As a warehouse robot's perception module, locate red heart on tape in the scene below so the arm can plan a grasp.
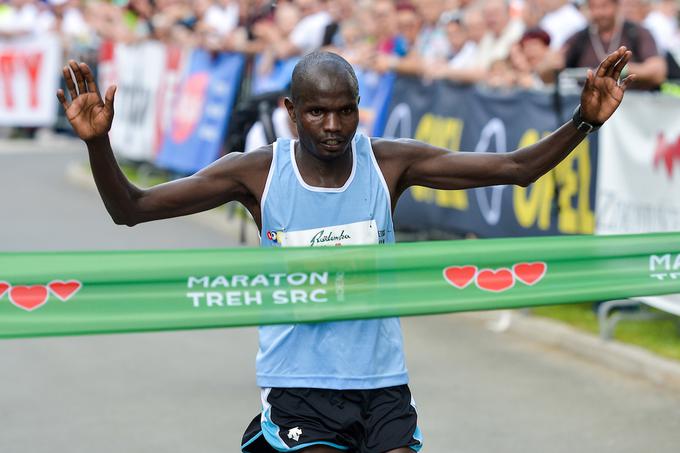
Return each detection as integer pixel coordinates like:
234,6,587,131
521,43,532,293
48,280,82,302
9,285,49,311
476,268,514,292
443,266,478,289
0,281,9,298
513,262,547,286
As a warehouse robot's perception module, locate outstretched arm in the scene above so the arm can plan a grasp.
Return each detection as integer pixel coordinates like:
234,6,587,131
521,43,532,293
57,61,264,227
378,47,635,196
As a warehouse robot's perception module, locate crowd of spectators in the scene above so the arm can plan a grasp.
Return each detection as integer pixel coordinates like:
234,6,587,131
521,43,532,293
1,0,679,91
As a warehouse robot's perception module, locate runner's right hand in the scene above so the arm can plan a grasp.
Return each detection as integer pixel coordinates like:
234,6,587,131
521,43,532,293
56,60,116,141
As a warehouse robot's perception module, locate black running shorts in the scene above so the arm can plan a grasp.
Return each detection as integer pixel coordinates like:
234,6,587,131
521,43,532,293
241,385,423,453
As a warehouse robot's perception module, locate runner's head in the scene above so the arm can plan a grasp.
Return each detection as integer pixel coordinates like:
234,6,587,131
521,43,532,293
285,51,360,161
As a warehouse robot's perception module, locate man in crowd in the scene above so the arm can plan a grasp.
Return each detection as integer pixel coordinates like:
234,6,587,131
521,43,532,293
562,0,666,89
58,45,635,452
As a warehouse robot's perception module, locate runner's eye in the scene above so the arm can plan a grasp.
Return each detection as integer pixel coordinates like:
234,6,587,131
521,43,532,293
310,109,323,116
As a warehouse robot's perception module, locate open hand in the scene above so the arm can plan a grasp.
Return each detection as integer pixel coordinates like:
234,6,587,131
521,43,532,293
580,46,635,125
56,60,116,141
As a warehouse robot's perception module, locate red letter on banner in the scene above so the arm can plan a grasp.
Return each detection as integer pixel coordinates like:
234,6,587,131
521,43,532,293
23,52,43,109
0,51,15,108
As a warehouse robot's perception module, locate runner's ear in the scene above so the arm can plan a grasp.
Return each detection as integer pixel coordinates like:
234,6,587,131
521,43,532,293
284,98,296,123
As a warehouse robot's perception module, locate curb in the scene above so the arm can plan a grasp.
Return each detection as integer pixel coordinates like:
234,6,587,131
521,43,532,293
65,161,260,246
460,311,680,392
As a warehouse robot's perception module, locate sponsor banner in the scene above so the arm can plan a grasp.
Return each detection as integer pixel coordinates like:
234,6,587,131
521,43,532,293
596,92,680,314
100,41,166,161
382,78,597,237
596,92,680,234
1,232,678,338
156,50,245,174
0,34,61,126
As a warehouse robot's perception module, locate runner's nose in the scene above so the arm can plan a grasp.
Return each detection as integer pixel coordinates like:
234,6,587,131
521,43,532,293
323,112,341,133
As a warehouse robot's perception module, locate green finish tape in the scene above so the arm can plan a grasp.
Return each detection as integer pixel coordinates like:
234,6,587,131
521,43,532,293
1,233,679,339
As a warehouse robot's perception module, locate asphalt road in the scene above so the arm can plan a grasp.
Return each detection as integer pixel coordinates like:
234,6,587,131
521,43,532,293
1,145,679,453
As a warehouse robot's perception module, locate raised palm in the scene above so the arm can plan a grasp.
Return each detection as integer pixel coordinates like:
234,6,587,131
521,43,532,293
580,47,635,125
56,61,116,141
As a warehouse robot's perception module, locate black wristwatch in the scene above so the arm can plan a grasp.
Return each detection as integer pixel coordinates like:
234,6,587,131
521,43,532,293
572,105,602,134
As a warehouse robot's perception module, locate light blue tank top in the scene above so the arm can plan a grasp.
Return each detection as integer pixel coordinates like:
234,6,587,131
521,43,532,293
256,133,408,389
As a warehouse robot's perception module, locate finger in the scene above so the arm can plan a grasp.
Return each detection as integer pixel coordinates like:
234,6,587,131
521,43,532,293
56,89,69,111
619,74,637,91
69,60,86,96
596,46,626,78
611,50,632,80
79,62,100,96
583,68,594,92
104,85,117,112
62,65,78,100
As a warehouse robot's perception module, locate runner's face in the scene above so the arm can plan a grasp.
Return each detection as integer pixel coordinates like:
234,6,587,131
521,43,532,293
287,73,359,161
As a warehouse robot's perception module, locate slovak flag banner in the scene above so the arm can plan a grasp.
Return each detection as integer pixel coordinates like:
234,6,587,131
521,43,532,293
156,50,245,175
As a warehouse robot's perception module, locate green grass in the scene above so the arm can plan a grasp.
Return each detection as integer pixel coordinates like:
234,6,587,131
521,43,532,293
533,303,680,361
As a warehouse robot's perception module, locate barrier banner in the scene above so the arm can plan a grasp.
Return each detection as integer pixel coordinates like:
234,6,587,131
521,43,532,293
156,51,245,174
99,41,166,161
596,92,680,315
0,34,60,126
383,78,597,237
1,233,679,339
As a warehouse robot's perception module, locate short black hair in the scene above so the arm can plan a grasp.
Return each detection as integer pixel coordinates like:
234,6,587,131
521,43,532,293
290,51,359,103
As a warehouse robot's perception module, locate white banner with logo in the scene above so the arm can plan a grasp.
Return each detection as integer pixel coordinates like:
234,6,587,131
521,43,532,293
597,92,680,313
100,41,167,162
0,34,61,126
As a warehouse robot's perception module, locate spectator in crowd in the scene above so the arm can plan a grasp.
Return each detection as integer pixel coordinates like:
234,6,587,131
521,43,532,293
321,0,355,46
376,0,449,75
561,0,667,89
621,0,650,22
270,0,332,58
476,0,526,69
643,0,679,53
424,7,488,83
538,0,587,49
0,0,53,37
413,0,450,61
510,26,556,88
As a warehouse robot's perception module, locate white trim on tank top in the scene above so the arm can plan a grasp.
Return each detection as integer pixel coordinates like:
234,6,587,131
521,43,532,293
366,137,392,210
259,140,278,229
289,138,357,193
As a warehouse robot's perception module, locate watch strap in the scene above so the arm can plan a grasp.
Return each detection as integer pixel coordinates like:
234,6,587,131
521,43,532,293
572,105,602,134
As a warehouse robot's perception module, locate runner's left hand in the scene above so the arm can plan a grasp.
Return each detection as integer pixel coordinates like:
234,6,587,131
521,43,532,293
580,46,635,125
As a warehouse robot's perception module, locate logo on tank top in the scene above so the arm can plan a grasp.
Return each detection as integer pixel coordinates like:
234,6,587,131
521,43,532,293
266,230,282,244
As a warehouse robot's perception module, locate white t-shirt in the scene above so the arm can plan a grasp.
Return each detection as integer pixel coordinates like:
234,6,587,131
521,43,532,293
448,41,480,69
644,10,679,53
289,11,332,55
245,106,295,152
476,19,525,68
204,2,239,36
540,3,587,50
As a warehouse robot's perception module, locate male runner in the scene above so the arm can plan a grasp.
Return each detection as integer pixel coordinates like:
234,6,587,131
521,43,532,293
58,48,634,453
